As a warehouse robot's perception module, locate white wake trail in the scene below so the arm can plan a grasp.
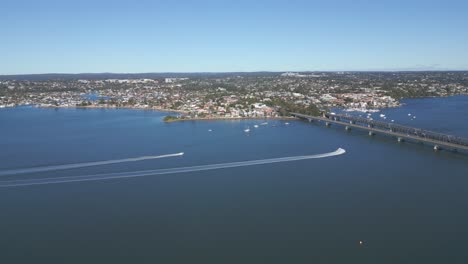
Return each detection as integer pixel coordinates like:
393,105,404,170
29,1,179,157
0,148,345,187
0,152,184,177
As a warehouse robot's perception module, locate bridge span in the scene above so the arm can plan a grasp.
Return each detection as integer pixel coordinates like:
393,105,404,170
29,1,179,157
291,112,468,152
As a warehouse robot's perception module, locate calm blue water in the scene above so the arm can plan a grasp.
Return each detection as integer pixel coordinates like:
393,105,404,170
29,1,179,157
0,96,467,263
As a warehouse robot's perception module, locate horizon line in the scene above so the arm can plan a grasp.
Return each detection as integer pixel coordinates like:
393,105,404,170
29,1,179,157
2,69,468,76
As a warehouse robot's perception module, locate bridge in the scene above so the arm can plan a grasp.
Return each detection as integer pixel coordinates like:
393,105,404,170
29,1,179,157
291,112,468,152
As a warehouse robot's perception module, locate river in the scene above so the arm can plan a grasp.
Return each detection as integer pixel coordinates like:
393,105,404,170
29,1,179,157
0,96,467,263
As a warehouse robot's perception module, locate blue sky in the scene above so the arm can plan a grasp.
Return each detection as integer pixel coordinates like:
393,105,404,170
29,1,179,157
1,0,468,74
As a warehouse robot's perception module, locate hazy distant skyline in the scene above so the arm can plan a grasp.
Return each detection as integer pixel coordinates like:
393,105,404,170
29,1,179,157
2,0,468,74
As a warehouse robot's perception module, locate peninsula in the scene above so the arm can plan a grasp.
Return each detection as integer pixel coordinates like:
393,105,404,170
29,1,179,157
1,72,467,120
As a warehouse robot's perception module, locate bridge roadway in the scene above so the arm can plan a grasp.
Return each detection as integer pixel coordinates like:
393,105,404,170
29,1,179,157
291,112,468,152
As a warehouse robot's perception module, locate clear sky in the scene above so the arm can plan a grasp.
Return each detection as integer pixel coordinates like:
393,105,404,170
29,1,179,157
1,0,468,74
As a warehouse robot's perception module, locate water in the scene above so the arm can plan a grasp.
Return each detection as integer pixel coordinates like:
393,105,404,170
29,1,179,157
0,96,467,263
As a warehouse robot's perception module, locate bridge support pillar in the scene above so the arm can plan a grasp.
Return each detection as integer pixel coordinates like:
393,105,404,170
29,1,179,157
308,118,312,122
397,137,404,143
368,131,375,136
345,126,351,131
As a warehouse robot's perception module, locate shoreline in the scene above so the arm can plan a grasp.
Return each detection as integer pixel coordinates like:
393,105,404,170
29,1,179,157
164,116,297,123
2,94,467,123
2,104,297,122
36,104,189,114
